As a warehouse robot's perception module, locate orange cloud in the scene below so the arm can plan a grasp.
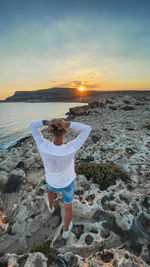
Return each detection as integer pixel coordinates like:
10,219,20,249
58,80,103,90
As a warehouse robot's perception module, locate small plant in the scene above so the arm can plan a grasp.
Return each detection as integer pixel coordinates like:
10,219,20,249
135,102,143,106
122,106,135,111
123,100,130,104
75,163,130,190
109,106,117,110
126,128,135,131
30,241,57,258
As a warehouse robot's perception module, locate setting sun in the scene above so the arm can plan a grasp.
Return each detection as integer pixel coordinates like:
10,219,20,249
77,87,85,92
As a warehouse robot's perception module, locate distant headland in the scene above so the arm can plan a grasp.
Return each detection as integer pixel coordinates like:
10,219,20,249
0,87,150,103
0,87,99,103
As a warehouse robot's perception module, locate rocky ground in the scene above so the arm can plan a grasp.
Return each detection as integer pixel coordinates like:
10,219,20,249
0,91,150,267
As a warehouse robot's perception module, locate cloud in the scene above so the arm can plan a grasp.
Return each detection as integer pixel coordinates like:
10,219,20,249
57,79,103,90
50,80,57,83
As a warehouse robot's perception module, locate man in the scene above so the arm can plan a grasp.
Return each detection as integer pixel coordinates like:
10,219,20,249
30,118,91,238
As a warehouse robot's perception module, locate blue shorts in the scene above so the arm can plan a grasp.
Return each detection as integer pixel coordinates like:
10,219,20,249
46,180,74,204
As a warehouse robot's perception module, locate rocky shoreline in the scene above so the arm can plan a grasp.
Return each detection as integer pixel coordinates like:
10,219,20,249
0,91,150,266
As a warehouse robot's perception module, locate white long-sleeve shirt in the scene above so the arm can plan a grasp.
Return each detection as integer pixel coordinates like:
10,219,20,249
30,120,91,188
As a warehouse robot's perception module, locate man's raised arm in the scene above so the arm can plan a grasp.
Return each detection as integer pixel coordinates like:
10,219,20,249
68,121,91,152
30,120,47,147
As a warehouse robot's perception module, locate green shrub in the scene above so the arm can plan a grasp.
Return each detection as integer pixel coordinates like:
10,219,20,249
126,127,135,131
109,105,117,110
122,106,135,111
123,100,130,104
135,102,143,106
75,163,130,190
30,241,56,258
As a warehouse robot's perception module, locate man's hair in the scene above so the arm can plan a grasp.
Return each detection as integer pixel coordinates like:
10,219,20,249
51,123,65,137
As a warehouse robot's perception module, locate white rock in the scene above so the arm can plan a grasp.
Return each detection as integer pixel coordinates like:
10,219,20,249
115,214,134,230
11,168,26,178
0,170,8,186
24,252,47,267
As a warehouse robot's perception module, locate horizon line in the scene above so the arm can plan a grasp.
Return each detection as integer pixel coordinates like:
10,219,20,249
0,87,150,101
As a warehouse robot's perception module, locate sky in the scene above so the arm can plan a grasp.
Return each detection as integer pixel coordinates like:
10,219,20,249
0,0,150,99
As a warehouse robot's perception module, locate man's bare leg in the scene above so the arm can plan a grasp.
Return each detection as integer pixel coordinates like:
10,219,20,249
64,203,72,231
47,189,55,209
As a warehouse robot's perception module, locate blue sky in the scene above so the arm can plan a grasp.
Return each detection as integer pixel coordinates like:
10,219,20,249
0,0,150,99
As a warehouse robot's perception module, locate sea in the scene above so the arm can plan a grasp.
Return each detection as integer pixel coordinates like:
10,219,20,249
0,102,86,153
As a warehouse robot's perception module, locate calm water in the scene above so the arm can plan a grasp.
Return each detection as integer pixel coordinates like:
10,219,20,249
0,102,86,152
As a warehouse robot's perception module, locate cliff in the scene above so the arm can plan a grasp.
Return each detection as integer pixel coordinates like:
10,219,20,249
1,88,150,103
1,87,104,103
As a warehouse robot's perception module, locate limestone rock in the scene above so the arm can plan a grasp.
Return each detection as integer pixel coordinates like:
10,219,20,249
0,170,8,186
59,248,150,267
11,168,26,178
0,156,19,172
0,91,150,266
0,177,61,255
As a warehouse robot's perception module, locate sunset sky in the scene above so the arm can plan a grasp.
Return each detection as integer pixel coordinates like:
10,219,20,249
0,0,150,99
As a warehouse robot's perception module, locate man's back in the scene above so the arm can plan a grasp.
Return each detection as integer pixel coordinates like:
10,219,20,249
38,142,76,188
30,120,91,188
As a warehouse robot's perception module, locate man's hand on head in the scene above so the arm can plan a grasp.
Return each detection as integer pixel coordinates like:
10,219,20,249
51,119,70,130
44,118,70,131
45,120,53,127
54,120,70,130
